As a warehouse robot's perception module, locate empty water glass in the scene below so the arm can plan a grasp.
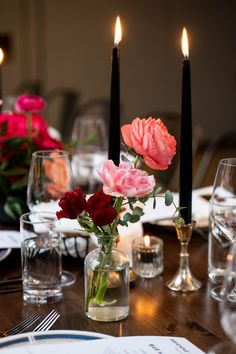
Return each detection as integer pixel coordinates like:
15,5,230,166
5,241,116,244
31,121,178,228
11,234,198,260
20,212,63,304
27,149,77,287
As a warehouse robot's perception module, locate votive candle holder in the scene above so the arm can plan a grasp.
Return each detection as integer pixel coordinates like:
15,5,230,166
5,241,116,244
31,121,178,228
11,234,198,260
132,235,163,278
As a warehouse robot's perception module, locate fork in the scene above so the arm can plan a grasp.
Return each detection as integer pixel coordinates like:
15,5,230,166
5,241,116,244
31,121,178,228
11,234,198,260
33,309,60,332
1,313,41,337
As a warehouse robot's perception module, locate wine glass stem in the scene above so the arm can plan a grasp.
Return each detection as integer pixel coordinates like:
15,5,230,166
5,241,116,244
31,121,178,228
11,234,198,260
88,167,95,194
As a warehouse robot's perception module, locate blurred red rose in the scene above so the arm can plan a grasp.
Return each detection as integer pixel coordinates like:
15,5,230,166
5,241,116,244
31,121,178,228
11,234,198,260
85,190,117,226
0,112,62,153
15,94,46,113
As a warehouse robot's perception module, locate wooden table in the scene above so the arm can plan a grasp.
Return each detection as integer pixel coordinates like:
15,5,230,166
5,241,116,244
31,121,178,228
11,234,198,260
0,224,227,353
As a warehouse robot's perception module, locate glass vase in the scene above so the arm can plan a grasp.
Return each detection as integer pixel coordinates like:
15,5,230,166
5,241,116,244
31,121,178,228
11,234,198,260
84,235,130,322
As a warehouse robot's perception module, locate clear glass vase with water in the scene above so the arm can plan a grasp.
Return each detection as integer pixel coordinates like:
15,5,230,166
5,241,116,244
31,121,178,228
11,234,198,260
84,235,130,322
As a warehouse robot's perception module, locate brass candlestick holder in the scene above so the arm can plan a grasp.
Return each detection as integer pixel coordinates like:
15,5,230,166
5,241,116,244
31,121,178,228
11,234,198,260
166,221,202,292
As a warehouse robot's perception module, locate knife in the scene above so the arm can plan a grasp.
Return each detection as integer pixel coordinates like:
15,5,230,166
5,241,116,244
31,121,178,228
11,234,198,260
0,277,22,286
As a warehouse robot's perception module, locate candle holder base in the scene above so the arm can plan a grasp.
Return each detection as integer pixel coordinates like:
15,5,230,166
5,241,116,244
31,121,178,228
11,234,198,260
166,221,202,292
166,267,202,292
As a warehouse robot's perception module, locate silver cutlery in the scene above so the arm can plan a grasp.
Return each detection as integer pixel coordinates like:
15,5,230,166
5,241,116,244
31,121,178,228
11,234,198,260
0,277,22,286
1,313,41,337
33,309,60,332
0,277,22,294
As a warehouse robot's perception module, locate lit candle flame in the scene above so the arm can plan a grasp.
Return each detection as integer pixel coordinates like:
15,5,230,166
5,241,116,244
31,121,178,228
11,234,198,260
0,49,4,65
144,235,150,247
182,28,189,58
114,16,122,46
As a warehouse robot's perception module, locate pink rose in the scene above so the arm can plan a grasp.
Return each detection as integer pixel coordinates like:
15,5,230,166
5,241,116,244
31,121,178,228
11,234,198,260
98,160,155,197
15,94,46,113
121,117,176,170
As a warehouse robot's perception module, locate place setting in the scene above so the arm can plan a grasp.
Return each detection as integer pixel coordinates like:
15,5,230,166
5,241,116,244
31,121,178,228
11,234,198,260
0,6,235,354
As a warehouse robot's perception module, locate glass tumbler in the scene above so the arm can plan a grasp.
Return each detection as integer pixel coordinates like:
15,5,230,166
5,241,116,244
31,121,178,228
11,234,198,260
20,212,63,304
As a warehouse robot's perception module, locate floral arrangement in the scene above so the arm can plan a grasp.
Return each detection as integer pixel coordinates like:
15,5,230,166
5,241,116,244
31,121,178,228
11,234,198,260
0,94,62,221
57,117,177,311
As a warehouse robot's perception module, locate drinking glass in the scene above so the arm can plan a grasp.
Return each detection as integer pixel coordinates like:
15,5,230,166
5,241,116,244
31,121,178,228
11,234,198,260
20,212,62,304
208,242,236,353
71,116,107,194
209,158,236,300
27,149,76,287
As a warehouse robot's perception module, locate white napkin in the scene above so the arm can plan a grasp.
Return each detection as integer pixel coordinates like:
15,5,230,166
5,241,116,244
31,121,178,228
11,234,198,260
141,186,213,227
0,230,21,248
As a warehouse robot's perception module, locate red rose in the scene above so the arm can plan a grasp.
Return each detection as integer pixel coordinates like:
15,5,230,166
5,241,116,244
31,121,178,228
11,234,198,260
85,190,117,226
56,188,86,219
15,94,46,113
0,113,62,150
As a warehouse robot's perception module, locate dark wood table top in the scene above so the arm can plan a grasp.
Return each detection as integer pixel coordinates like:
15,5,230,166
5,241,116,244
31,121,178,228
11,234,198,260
0,223,227,353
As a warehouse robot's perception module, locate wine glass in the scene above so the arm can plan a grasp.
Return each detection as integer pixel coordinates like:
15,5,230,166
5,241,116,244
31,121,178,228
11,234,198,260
208,242,236,353
71,115,107,194
27,149,76,287
210,158,236,301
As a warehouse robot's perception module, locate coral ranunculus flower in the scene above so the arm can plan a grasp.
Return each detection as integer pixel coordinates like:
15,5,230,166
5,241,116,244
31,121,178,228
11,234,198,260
121,117,176,170
15,94,46,113
98,160,155,197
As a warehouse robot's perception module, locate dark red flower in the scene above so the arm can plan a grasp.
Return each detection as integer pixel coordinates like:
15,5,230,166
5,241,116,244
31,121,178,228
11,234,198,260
85,190,117,226
56,188,86,219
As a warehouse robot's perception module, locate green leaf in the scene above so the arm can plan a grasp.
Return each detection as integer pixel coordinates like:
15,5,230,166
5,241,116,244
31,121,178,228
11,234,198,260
121,154,129,162
0,160,9,171
4,202,17,220
128,201,134,211
153,186,162,195
118,219,128,227
7,196,23,203
175,217,185,228
123,213,131,222
165,191,174,206
153,197,156,209
127,197,136,203
132,206,144,216
5,137,25,149
129,214,140,223
139,196,149,204
11,176,28,190
10,201,23,216
1,167,27,176
0,174,9,190
0,120,7,135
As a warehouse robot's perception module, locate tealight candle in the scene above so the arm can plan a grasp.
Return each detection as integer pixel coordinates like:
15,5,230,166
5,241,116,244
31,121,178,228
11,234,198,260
132,235,163,278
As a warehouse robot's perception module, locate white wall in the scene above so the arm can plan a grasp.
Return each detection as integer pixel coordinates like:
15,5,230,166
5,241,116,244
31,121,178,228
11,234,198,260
0,0,236,140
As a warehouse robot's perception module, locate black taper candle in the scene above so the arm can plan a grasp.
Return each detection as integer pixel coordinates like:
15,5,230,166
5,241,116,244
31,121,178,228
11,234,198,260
108,45,120,165
108,16,121,166
0,64,2,113
179,29,192,224
0,48,4,113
